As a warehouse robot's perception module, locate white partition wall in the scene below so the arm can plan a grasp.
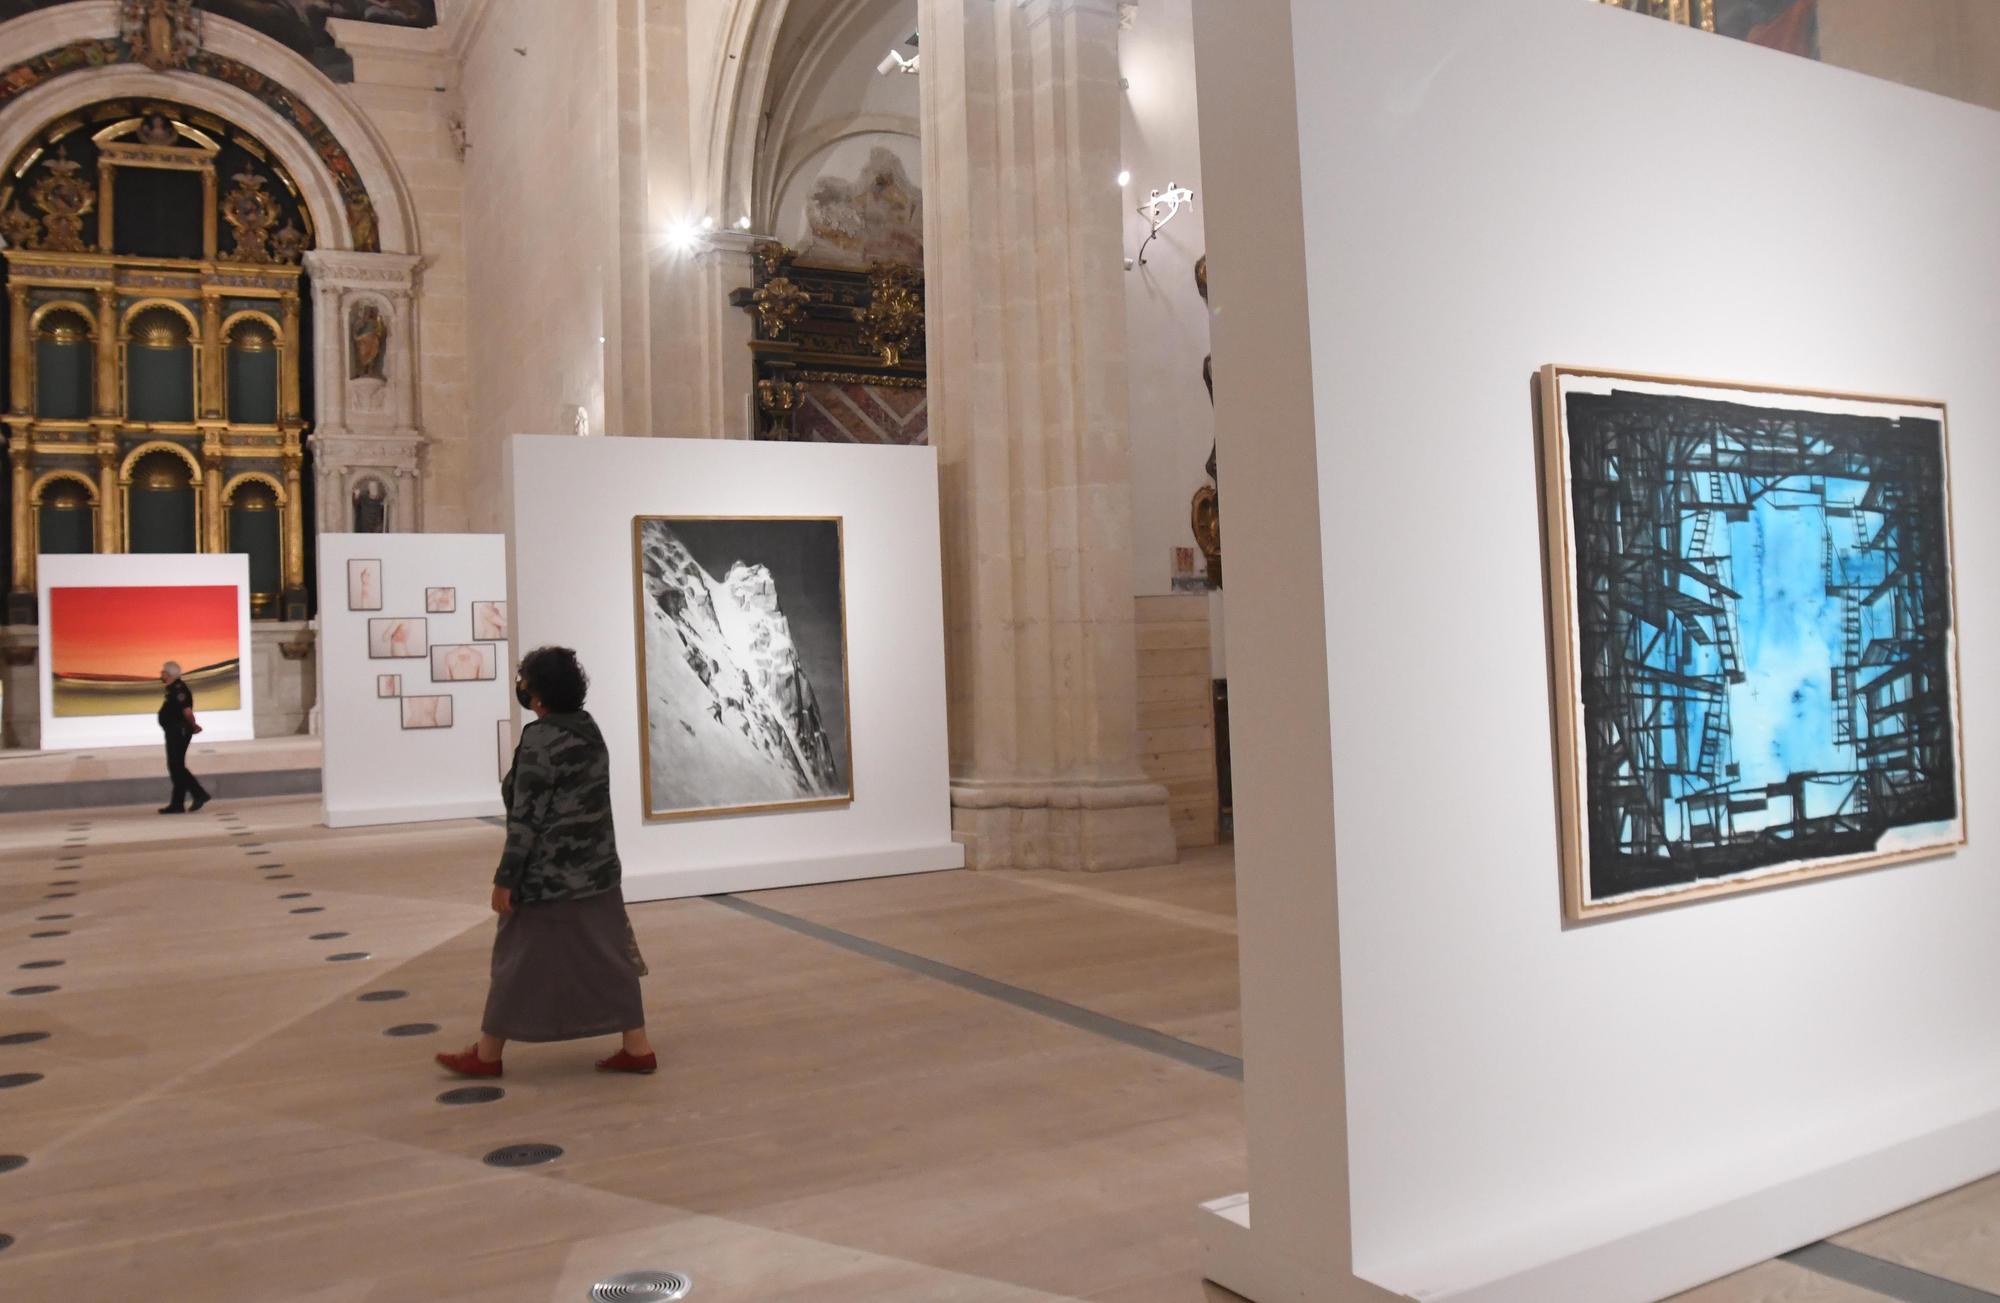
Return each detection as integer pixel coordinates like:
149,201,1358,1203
1194,2,2000,1301
317,533,509,827
37,553,255,751
505,435,962,900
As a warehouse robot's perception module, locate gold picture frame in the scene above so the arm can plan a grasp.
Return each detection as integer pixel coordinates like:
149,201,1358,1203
1539,365,1966,920
631,514,855,822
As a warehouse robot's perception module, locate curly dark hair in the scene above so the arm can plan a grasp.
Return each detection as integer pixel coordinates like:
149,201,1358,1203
517,645,589,713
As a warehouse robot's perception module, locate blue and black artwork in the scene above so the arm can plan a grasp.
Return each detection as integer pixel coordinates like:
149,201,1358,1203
1554,374,1963,910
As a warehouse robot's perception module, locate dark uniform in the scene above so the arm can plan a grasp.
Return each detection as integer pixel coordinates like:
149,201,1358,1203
158,678,210,813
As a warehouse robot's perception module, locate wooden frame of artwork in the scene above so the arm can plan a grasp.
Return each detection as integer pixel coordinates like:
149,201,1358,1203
366,616,428,660
399,694,453,730
471,600,507,641
346,557,382,611
630,514,855,821
429,642,497,682
1540,365,1966,920
376,673,400,698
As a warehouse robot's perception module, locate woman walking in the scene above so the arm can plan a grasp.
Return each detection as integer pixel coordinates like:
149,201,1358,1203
437,646,656,1078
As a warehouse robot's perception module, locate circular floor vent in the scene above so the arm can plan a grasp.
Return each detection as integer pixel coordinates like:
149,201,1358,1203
483,1142,562,1168
591,1271,691,1301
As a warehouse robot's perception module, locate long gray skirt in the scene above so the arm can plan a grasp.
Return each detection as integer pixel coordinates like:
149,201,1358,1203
481,888,648,1042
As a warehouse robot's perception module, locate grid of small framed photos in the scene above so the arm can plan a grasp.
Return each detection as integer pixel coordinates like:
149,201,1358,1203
345,556,507,732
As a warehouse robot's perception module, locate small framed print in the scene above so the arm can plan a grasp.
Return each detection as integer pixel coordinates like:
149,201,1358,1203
347,558,383,611
401,694,453,730
471,600,507,642
376,674,401,698
425,586,457,614
430,643,498,682
368,617,428,659
497,718,514,781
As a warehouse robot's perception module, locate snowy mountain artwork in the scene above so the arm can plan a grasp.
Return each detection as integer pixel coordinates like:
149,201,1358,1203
633,516,852,819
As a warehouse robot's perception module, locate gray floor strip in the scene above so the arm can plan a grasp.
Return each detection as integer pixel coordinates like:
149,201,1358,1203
1785,1243,2000,1303
710,892,1243,1080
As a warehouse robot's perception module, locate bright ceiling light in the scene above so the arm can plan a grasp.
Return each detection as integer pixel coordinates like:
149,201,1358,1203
665,219,702,253
1117,169,1131,188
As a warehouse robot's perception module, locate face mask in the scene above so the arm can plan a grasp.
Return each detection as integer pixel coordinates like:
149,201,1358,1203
515,683,533,710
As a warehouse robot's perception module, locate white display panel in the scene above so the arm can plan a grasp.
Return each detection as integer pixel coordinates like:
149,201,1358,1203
317,533,509,827
37,552,255,751
505,435,962,900
1195,1,2000,1300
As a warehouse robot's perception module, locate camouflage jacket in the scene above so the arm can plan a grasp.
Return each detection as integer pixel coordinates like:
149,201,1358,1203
494,711,622,906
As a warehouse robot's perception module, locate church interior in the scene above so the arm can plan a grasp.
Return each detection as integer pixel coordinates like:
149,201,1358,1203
2,1,1999,1300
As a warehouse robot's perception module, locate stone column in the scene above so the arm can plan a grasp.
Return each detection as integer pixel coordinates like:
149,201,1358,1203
279,293,302,421
8,439,29,601
7,285,28,415
199,294,224,420
917,0,1176,871
93,287,119,416
202,450,224,553
95,444,117,553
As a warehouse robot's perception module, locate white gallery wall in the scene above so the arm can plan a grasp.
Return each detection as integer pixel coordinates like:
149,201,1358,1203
505,435,962,900
1195,1,1999,1301
37,553,256,751
317,533,509,828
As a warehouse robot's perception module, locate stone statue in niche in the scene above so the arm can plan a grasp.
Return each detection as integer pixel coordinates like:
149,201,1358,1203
572,405,591,437
348,302,388,380
351,478,387,533
801,146,923,269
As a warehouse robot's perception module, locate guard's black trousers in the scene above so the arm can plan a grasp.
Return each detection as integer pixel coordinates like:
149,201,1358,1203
164,729,210,811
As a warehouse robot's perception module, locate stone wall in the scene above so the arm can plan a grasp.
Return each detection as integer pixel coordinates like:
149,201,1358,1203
1119,0,1216,601
459,0,622,526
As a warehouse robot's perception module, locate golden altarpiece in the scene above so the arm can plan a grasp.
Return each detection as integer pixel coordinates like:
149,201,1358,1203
2,99,311,623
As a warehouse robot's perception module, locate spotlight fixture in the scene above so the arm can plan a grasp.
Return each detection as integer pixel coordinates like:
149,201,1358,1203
1131,181,1194,267
665,220,703,253
877,49,919,76
736,215,753,231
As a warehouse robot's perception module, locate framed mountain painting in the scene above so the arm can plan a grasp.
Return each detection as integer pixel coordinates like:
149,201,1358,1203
631,515,853,820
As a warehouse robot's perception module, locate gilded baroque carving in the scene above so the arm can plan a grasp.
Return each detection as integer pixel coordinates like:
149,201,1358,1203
857,262,923,368
222,170,282,262
28,158,94,252
751,276,810,340
0,205,39,248
121,0,204,72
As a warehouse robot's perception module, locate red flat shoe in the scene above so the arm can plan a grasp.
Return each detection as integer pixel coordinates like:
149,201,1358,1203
595,1049,657,1074
436,1047,502,1078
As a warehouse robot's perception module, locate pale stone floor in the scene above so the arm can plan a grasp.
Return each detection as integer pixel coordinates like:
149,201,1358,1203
0,796,1994,1302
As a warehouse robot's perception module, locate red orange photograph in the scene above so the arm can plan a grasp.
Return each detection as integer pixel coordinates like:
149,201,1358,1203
48,585,241,717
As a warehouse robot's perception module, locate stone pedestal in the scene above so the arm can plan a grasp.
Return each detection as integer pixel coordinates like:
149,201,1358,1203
919,0,1175,871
